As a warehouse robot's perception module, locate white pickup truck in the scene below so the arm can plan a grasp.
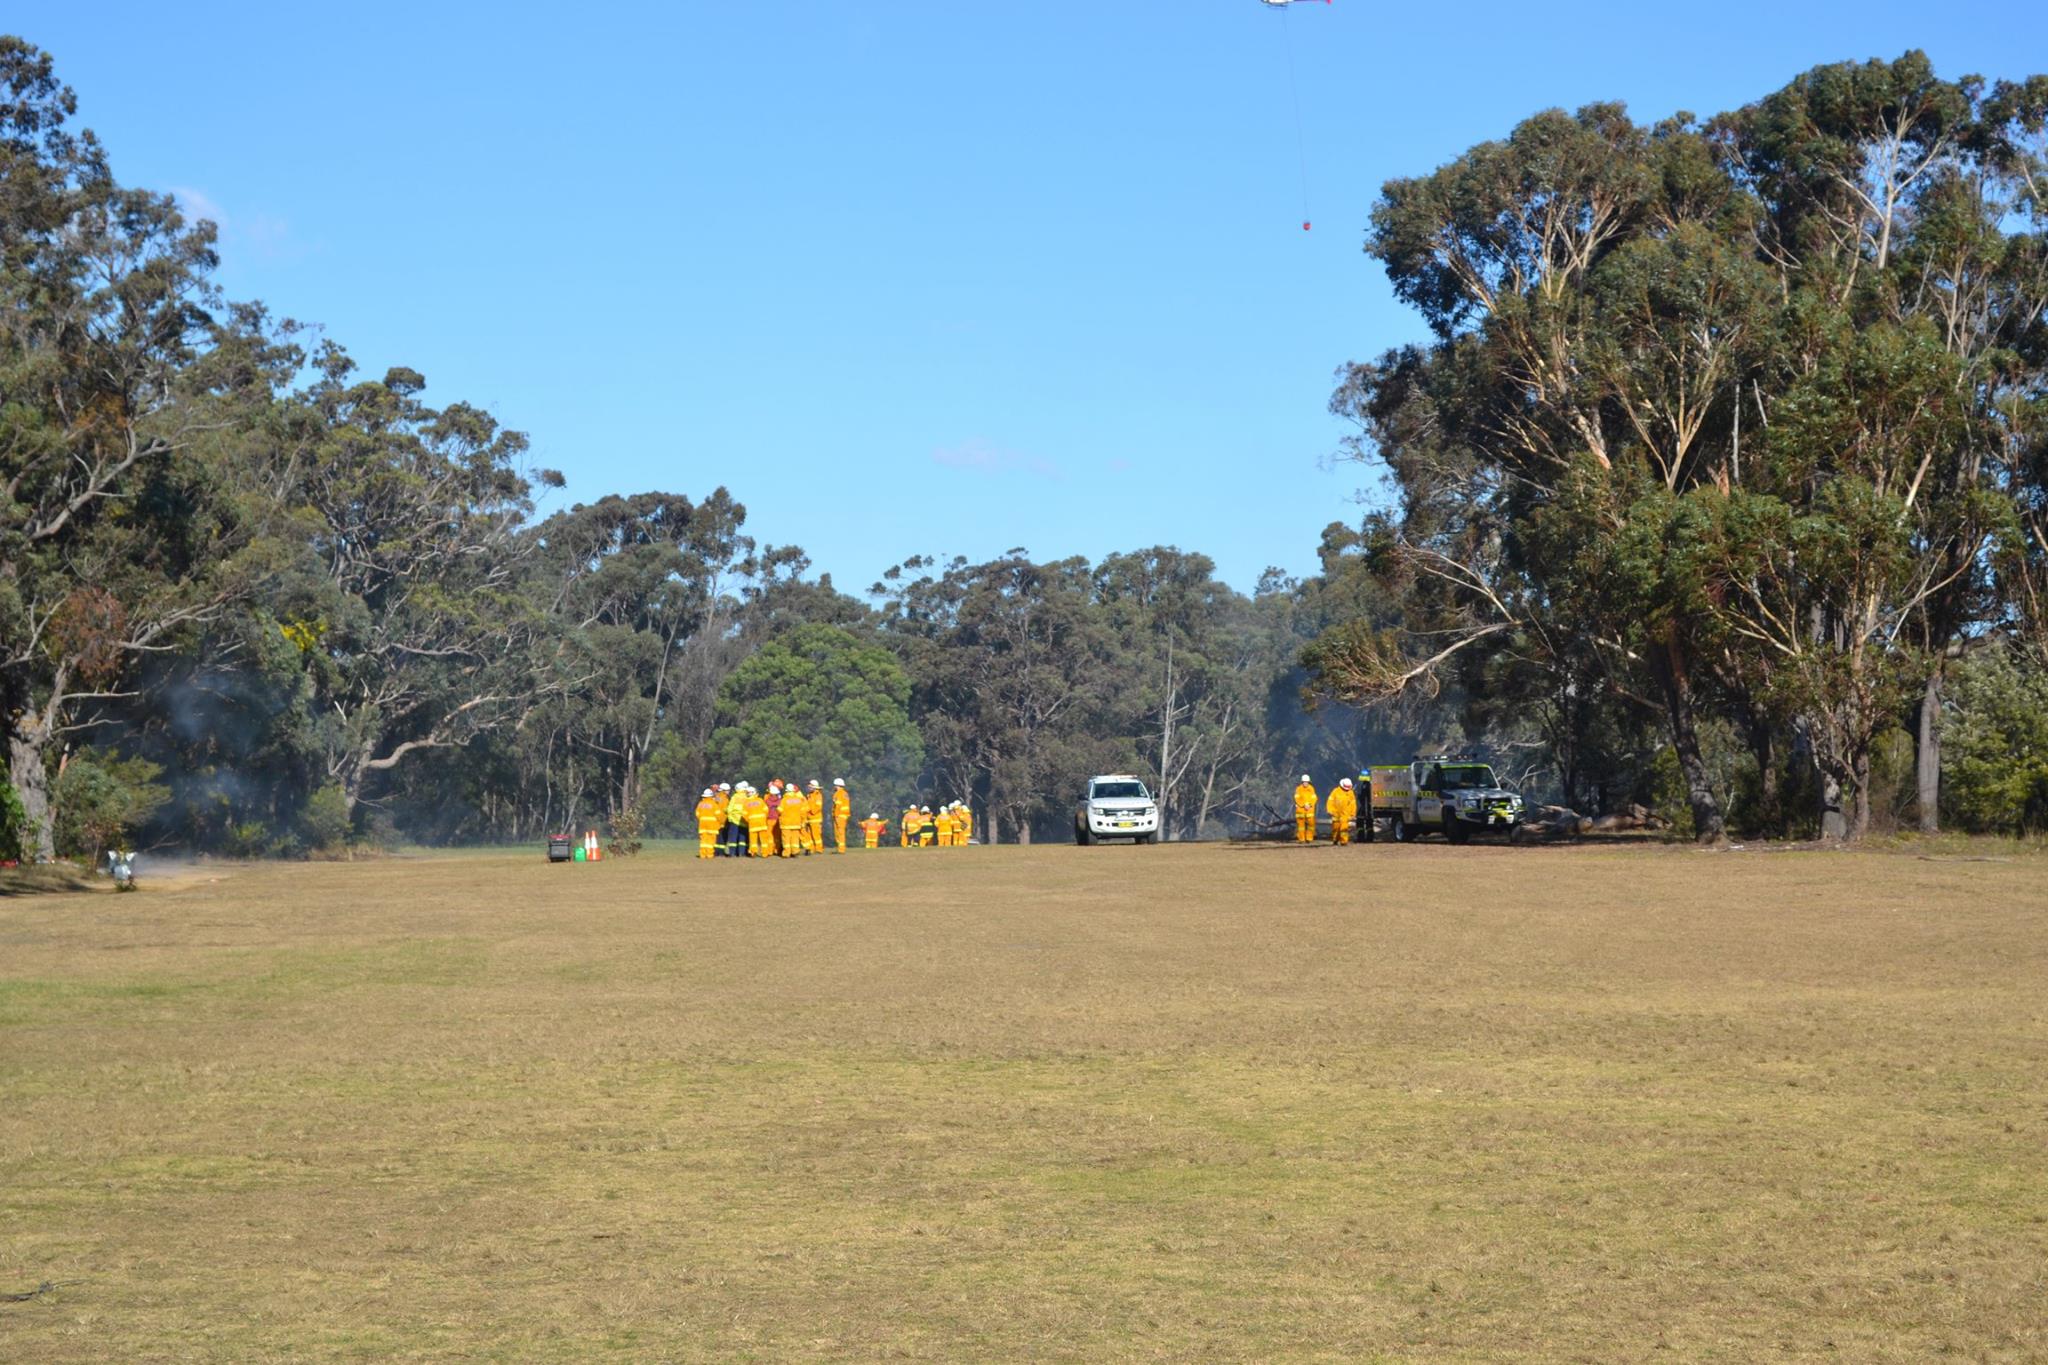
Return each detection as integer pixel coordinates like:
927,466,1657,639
1074,775,1159,845
1366,757,1525,844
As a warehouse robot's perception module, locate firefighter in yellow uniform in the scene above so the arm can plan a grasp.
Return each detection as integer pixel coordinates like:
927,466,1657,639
743,785,771,857
918,805,936,847
831,778,851,852
722,784,745,856
1327,778,1356,846
957,803,972,845
859,813,887,849
758,780,776,854
694,788,722,859
802,780,823,854
777,783,808,856
1293,775,1317,844
933,804,955,847
900,805,918,847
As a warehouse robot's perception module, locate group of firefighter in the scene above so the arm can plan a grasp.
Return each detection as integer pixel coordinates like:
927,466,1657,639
692,778,974,859
1291,772,1374,846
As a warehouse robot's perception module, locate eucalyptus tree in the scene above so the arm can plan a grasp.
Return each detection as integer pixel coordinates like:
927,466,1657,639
1319,52,2048,840
262,350,553,820
706,622,923,794
0,39,252,857
525,489,760,826
877,552,1122,843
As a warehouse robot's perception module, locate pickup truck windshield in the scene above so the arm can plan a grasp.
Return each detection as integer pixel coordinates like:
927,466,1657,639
1437,766,1497,790
1091,782,1149,800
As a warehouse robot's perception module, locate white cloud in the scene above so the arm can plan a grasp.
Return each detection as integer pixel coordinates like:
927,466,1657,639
165,189,304,263
169,186,227,229
931,437,1062,480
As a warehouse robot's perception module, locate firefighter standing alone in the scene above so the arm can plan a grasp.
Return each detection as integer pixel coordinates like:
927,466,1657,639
1293,775,1317,844
1327,778,1356,846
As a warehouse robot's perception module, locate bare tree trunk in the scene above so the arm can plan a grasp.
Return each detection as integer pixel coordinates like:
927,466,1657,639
1818,764,1848,842
341,742,375,820
1156,643,1175,841
1654,638,1726,843
7,725,56,861
1850,743,1873,842
1916,667,1941,834
1744,713,1780,837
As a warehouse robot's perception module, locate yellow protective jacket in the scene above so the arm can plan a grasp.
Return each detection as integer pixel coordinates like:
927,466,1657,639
744,796,769,830
725,793,747,825
859,817,887,844
1327,788,1356,824
695,797,723,831
832,789,851,822
1293,783,1317,815
777,795,807,833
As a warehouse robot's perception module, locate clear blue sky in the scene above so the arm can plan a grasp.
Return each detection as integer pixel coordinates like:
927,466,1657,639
24,2,2045,592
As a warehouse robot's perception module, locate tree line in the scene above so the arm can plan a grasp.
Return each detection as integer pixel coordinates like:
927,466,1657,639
1308,51,2048,842
4,39,2045,863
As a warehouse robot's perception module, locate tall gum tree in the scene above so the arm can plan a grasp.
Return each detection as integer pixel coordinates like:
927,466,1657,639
0,39,245,858
1320,53,2048,841
266,350,552,821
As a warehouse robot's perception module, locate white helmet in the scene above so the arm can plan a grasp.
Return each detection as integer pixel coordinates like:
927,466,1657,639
1301,774,1312,783
1340,778,1353,789
870,812,880,819
717,782,731,791
833,778,845,787
922,805,932,812
701,788,713,798
809,779,821,789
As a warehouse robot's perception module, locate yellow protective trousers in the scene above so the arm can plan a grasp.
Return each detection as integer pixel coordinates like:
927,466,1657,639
1295,813,1314,843
834,818,848,852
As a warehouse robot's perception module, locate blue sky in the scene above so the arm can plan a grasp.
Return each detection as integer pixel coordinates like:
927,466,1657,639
24,1,2045,593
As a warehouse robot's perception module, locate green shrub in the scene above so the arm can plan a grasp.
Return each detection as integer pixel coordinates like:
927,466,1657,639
0,781,27,863
608,805,645,858
1647,746,1694,838
300,784,352,854
53,753,169,861
223,821,276,859
1944,648,2048,836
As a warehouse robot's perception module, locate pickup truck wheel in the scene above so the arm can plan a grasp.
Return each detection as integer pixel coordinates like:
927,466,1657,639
1444,815,1471,845
1074,823,1093,846
1137,832,1155,845
1391,816,1410,843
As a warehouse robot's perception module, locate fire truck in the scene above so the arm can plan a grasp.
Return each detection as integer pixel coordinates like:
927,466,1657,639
1366,756,1525,844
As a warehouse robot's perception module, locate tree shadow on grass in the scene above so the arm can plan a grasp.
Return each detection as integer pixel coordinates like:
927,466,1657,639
0,864,101,896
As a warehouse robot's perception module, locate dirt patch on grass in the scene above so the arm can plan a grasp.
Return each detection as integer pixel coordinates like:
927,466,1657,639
2,841,2044,1360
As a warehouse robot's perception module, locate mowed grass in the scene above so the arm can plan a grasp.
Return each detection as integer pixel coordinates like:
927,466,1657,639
2,841,2045,1362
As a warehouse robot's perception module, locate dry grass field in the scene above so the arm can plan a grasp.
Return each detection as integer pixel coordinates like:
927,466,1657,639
3,839,2045,1362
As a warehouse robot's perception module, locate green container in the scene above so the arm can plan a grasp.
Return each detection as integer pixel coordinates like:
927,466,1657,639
572,845,587,862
